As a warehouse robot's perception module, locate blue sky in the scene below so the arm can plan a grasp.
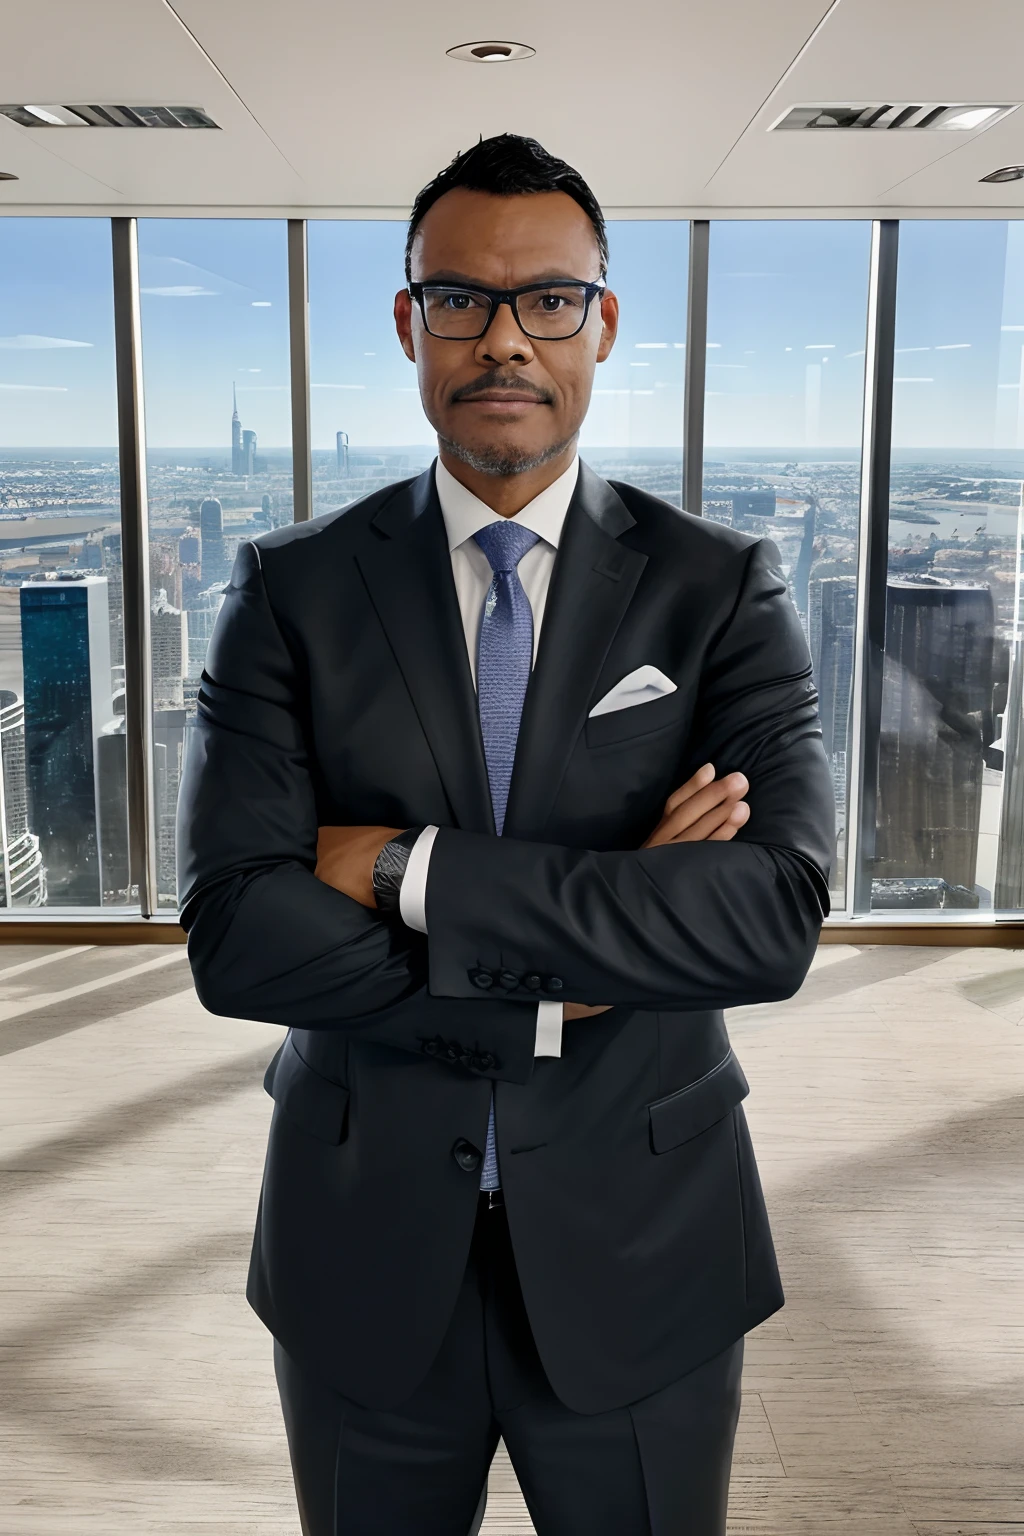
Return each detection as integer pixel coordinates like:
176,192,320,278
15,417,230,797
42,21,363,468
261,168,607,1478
2,214,1024,453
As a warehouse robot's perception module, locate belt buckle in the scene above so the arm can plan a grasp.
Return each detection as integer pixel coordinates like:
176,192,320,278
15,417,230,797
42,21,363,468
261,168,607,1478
485,1188,504,1210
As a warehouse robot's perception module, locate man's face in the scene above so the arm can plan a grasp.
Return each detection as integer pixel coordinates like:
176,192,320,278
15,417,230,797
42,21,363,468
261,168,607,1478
394,188,618,476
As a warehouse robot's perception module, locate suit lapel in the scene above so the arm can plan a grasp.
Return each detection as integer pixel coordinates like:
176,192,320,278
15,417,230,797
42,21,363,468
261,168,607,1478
354,468,495,834
504,461,648,839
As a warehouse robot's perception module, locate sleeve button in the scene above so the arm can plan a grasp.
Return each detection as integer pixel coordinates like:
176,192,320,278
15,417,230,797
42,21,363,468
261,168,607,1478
523,973,542,991
497,970,520,991
543,976,563,991
469,967,494,990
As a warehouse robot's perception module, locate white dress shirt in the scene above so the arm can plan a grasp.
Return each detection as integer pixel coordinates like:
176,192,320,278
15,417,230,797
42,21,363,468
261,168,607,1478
399,453,581,1058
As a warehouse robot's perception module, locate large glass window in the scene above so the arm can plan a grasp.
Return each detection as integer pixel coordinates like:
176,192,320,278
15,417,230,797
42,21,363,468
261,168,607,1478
862,221,1024,916
308,221,434,516
581,221,687,504
137,219,292,906
307,220,689,517
0,219,128,910
703,222,872,904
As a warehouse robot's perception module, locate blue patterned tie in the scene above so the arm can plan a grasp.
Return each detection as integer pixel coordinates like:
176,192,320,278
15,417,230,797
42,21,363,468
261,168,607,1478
472,519,541,1191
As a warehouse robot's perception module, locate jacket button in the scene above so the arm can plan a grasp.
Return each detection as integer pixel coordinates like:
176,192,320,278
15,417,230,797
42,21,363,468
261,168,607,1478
472,1051,497,1071
523,973,542,991
422,1037,441,1056
543,976,564,991
452,1138,482,1173
469,967,494,990
497,970,520,991
443,1042,461,1063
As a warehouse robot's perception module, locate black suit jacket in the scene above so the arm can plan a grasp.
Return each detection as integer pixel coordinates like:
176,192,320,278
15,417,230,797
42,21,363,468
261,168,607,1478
176,459,835,1414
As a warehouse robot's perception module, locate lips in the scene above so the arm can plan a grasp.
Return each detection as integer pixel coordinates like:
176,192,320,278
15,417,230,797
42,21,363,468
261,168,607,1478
460,392,545,404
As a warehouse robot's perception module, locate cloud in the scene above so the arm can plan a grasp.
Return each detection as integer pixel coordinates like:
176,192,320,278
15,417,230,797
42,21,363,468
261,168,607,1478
0,383,68,391
312,383,366,390
0,334,92,349
140,285,218,297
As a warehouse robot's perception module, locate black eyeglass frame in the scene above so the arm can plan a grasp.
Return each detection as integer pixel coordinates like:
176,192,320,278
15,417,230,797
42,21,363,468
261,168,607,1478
408,278,607,341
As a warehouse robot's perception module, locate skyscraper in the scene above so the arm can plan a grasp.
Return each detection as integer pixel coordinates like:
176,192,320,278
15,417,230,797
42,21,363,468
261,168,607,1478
241,428,257,478
337,430,349,476
151,588,188,709
199,497,227,587
814,576,857,761
0,690,45,907
186,584,227,679
874,579,994,898
20,574,116,905
231,383,242,475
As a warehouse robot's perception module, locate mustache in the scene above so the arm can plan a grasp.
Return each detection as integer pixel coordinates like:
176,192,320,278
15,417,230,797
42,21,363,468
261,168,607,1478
450,371,554,405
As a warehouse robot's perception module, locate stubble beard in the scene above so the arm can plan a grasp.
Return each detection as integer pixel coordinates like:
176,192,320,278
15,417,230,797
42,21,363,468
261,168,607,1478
436,430,578,479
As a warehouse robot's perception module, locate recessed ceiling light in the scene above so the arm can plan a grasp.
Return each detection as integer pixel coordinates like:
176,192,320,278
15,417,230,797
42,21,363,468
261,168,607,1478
980,165,1024,183
0,171,18,181
446,40,536,63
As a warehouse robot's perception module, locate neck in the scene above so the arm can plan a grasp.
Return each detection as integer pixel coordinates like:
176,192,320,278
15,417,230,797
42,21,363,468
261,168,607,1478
437,439,577,517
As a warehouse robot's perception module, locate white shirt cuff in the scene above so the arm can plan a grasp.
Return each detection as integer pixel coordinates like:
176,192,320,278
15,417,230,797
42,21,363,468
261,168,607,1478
534,1001,563,1057
398,824,439,934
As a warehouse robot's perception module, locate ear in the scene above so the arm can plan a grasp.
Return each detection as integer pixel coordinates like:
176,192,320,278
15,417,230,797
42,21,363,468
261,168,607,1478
596,289,619,362
394,289,416,362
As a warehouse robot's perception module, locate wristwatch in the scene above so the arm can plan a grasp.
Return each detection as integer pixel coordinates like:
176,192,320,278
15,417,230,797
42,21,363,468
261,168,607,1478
372,826,425,915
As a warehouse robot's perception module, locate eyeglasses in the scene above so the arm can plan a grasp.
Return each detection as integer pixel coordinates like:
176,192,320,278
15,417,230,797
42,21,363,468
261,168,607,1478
408,278,606,341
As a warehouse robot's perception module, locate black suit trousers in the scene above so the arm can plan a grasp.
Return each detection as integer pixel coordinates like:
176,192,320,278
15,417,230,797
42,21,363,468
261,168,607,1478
273,1194,744,1536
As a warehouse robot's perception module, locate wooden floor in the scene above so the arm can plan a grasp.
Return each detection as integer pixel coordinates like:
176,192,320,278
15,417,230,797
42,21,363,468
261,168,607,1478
1,941,1022,1534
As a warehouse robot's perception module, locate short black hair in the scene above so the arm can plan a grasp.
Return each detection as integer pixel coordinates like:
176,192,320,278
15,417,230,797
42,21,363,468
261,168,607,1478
405,133,608,284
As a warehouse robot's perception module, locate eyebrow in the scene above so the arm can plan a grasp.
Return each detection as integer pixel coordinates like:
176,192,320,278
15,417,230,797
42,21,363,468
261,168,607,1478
415,270,593,287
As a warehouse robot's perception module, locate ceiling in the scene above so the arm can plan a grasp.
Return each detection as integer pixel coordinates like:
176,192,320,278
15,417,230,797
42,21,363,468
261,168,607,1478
1,0,1023,216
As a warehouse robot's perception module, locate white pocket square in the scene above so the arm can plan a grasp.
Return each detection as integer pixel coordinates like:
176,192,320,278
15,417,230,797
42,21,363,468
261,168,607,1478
588,665,678,718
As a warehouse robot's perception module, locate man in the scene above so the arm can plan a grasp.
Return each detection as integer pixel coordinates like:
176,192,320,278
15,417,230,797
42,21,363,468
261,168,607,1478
177,134,834,1536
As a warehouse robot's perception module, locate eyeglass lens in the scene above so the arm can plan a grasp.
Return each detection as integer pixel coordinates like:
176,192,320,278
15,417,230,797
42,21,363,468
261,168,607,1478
421,285,591,339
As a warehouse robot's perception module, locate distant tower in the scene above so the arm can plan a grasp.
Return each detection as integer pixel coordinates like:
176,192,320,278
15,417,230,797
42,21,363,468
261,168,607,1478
231,383,242,475
199,497,226,586
241,428,257,478
874,580,994,897
151,589,188,710
20,574,115,906
336,430,350,475
0,690,45,907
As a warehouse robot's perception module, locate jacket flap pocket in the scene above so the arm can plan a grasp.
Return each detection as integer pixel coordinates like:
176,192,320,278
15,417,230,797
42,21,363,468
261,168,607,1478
264,1034,350,1145
648,1048,749,1153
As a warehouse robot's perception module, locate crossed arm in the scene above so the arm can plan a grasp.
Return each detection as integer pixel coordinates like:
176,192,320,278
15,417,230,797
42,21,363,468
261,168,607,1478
177,536,834,1080
313,762,754,1021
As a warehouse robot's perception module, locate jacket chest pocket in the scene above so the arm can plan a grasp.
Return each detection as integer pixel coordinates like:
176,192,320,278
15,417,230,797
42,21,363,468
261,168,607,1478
585,688,688,749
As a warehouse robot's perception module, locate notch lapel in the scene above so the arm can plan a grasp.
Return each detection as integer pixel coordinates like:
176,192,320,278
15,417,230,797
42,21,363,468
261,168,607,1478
504,462,648,839
354,468,495,834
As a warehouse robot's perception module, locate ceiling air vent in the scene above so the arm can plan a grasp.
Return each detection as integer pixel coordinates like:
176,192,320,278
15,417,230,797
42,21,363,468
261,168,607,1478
0,104,219,129
771,103,1017,132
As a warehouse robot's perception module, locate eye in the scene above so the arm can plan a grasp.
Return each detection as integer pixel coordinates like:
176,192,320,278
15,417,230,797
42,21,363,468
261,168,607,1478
438,290,486,311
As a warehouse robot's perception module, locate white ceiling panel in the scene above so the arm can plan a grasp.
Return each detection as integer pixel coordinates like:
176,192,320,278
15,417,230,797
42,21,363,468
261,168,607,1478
708,0,1024,208
0,0,1022,213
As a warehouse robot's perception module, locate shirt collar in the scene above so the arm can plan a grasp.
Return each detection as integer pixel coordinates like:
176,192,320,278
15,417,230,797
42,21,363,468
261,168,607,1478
433,454,580,554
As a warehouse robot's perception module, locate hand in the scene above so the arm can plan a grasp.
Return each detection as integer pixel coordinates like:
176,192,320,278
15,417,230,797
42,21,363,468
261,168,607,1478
641,762,749,849
315,824,405,907
570,764,750,1020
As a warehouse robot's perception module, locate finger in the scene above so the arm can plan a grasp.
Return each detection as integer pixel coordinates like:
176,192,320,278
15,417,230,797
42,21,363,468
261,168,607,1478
663,763,715,813
671,798,749,843
706,801,751,840
659,773,749,838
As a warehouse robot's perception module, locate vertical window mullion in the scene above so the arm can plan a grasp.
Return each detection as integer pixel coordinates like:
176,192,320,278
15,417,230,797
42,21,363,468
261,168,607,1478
288,219,312,524
111,217,157,916
847,219,899,916
682,219,709,516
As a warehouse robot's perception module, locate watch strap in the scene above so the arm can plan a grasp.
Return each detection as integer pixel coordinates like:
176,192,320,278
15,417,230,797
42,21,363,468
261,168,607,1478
372,826,425,914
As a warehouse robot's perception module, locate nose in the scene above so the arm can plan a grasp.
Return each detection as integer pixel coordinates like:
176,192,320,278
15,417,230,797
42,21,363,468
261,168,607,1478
474,300,534,368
